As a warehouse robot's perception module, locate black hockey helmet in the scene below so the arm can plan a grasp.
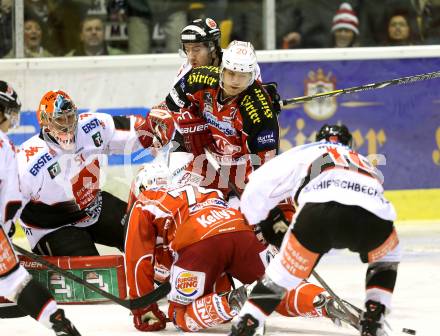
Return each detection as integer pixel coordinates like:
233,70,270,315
0,80,21,128
316,124,352,146
181,18,221,51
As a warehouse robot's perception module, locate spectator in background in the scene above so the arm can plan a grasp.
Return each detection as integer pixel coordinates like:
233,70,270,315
277,0,361,49
383,10,417,45
66,15,125,56
330,3,360,47
127,0,152,54
0,0,13,58
358,0,440,46
227,0,264,50
107,0,152,54
5,18,53,58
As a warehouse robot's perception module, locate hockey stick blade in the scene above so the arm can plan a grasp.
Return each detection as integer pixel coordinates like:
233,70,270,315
281,70,440,107
12,244,171,310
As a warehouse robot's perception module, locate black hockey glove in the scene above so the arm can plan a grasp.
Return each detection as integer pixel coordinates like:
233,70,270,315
262,82,281,115
257,206,290,248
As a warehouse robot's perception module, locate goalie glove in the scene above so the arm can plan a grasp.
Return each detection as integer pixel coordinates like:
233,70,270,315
132,303,167,332
257,206,290,248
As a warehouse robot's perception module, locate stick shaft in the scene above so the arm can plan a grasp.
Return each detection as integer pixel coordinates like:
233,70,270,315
13,244,170,309
281,70,440,106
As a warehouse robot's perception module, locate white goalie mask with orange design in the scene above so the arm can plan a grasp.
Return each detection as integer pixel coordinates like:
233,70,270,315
37,90,78,151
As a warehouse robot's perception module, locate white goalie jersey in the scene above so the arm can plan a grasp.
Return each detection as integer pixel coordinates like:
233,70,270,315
241,141,397,226
16,112,143,248
0,130,22,234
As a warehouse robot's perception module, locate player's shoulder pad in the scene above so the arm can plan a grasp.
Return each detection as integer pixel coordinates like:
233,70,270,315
180,65,220,92
238,81,275,125
77,112,108,135
17,136,53,177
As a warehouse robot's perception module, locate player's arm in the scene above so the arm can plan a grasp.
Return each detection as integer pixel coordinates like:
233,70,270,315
241,147,302,226
240,81,280,169
95,109,174,153
165,68,214,155
0,142,23,237
124,198,167,331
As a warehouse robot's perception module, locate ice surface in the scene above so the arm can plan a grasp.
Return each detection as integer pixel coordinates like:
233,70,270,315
2,223,438,335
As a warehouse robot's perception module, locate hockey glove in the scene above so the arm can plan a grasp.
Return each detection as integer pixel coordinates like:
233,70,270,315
262,82,281,115
136,103,175,149
257,206,290,248
132,303,167,332
179,116,214,156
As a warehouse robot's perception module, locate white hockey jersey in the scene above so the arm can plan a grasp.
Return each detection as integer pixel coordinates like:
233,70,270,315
16,112,144,247
241,141,396,226
0,131,22,234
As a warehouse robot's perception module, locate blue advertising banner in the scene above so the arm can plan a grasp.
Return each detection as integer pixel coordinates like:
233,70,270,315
260,57,440,190
9,58,440,191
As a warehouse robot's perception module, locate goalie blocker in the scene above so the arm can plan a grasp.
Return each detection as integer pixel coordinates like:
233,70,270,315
1,254,127,317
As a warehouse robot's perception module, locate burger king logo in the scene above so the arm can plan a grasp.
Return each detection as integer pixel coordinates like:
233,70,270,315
176,271,199,297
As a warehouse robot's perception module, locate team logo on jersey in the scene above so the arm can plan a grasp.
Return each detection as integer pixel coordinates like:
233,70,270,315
175,271,202,297
47,162,61,179
303,68,337,120
92,132,103,147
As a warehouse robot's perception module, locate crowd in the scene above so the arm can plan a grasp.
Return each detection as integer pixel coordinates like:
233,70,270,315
1,0,440,58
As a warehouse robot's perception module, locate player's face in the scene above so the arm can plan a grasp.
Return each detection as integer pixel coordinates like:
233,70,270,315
222,69,252,98
184,43,211,68
81,18,105,48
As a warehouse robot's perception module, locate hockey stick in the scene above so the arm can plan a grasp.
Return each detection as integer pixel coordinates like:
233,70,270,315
12,244,171,310
280,69,440,107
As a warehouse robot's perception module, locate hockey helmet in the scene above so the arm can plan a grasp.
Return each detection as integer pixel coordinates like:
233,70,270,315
220,40,258,87
316,124,353,146
0,80,21,129
181,18,221,52
133,162,172,197
37,90,78,150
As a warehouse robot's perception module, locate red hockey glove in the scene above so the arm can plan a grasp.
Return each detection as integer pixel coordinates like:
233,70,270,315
136,104,175,148
179,116,213,156
132,303,167,332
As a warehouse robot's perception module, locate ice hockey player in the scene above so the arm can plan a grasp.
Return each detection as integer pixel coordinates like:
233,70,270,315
0,80,81,335
124,163,347,333
165,40,279,198
176,18,261,83
16,89,174,256
229,124,400,336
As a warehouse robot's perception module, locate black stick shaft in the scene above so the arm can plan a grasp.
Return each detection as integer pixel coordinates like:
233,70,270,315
13,244,170,310
281,70,440,106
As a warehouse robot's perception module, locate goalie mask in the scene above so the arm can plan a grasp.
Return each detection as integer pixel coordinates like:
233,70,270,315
37,90,78,151
133,163,172,197
0,80,21,129
220,40,258,93
316,124,353,147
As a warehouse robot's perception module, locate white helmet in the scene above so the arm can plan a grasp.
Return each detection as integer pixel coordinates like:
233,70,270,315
133,162,172,197
220,40,258,87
